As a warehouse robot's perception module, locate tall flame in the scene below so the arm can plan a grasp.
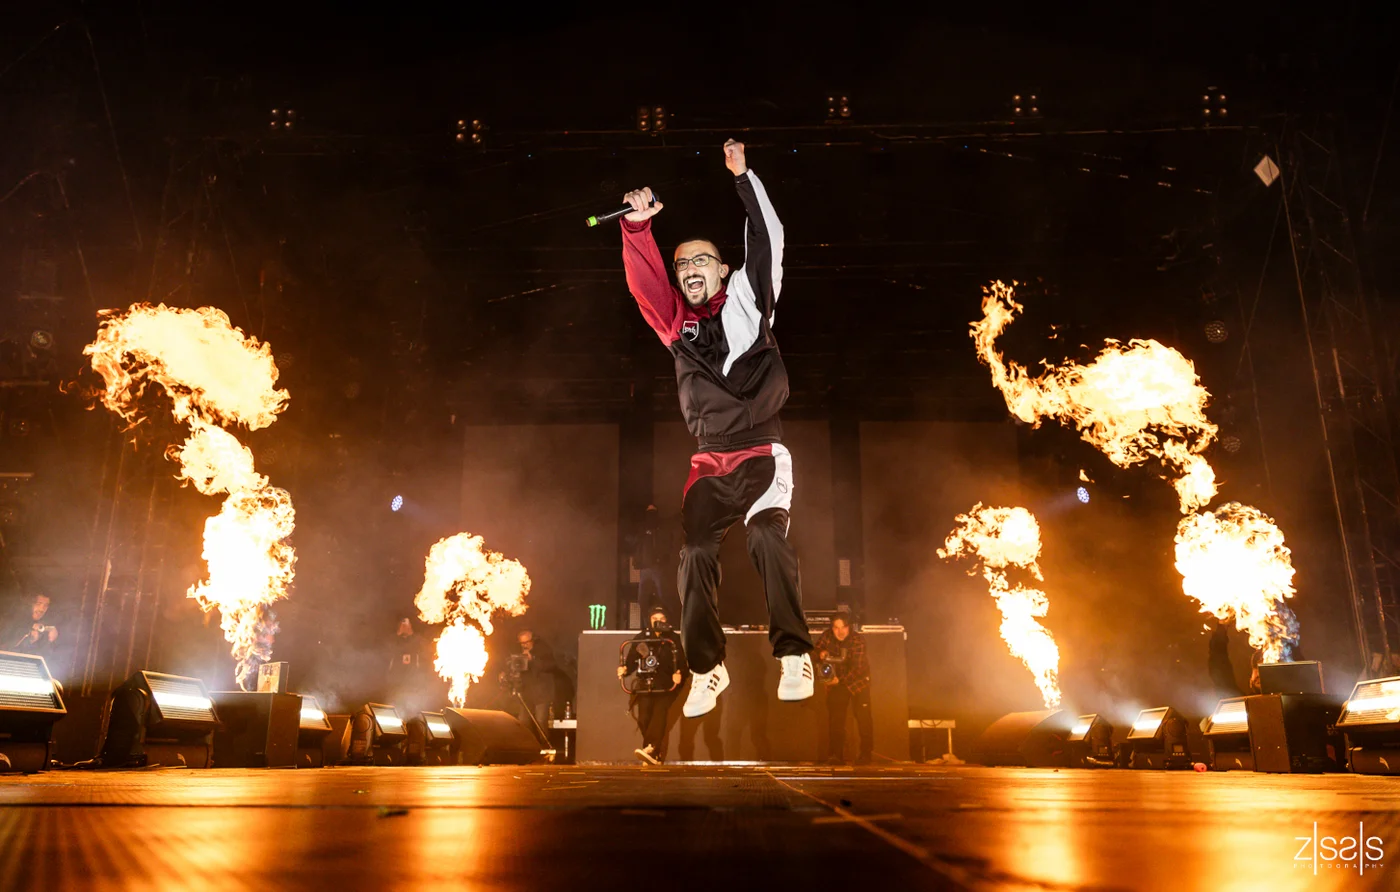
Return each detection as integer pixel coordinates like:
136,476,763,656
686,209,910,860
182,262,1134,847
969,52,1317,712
1176,503,1298,661
972,280,1218,513
971,281,1299,660
86,304,294,687
939,504,1062,708
414,533,531,706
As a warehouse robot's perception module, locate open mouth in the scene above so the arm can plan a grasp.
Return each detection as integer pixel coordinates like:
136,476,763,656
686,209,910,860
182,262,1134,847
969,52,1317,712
684,276,705,296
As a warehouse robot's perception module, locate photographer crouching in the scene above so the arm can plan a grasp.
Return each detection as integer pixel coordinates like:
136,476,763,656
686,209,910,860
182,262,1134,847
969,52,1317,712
617,606,685,764
815,614,873,765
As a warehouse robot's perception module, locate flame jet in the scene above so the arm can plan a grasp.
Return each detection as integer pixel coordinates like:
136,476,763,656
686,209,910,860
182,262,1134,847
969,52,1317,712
970,281,1298,660
940,504,1062,708
972,280,1218,513
86,304,293,688
414,533,531,706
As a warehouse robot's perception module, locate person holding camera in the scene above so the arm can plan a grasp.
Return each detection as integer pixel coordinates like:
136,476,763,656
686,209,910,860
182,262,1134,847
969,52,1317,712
618,606,686,764
815,614,872,765
6,594,59,654
508,629,558,730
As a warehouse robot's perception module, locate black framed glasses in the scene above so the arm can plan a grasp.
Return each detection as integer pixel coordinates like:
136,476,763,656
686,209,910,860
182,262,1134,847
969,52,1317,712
673,253,719,272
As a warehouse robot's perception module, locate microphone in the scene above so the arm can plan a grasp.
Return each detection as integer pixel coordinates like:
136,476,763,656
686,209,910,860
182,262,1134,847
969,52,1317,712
585,191,660,228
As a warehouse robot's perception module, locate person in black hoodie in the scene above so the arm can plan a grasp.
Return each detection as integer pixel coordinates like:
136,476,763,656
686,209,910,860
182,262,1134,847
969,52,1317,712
618,606,685,764
618,139,814,720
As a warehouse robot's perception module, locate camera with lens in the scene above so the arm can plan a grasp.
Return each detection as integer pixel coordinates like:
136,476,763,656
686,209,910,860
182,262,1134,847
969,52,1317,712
499,653,530,693
817,645,848,683
618,635,680,695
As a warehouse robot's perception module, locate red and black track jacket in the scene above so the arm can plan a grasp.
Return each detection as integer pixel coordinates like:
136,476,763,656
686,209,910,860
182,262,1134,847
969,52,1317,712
621,171,789,452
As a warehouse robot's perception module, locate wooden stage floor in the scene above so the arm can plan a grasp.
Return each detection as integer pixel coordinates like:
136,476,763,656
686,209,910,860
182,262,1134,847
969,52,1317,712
2,764,1397,890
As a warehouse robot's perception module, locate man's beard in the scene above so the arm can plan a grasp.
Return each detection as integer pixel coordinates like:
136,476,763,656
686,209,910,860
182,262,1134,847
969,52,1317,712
682,273,708,303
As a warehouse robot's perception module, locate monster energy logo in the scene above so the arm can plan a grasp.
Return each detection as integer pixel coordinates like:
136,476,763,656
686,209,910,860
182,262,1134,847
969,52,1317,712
588,604,607,630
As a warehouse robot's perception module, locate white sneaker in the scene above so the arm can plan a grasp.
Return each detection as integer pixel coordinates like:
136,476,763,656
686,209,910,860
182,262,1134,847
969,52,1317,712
635,745,660,765
683,663,730,718
778,653,815,701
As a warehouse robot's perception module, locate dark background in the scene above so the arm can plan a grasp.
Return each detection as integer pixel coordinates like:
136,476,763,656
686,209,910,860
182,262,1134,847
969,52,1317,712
2,3,1398,740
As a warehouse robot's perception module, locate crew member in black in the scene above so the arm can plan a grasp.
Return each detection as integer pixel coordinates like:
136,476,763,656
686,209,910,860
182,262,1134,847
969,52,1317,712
620,140,814,718
618,606,686,764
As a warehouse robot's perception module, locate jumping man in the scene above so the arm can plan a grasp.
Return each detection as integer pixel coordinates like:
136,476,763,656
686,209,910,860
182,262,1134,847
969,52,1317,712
619,139,814,718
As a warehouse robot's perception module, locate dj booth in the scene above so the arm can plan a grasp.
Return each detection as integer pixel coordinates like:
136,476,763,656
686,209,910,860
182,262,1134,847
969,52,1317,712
576,627,909,763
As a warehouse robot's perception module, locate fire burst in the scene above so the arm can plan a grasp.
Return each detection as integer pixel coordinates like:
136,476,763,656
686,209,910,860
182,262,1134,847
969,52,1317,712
971,281,1299,660
86,304,293,688
414,533,531,705
973,280,1218,513
1176,503,1298,661
940,504,1062,708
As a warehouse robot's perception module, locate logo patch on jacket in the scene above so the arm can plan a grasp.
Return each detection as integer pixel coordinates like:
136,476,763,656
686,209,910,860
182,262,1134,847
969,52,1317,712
682,320,699,341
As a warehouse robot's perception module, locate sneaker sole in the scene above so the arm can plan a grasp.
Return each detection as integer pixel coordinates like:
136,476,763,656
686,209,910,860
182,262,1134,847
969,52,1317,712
777,684,814,702
635,749,661,765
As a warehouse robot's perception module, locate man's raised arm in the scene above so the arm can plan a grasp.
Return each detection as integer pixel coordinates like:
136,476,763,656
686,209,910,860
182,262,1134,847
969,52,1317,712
726,140,785,323
619,187,680,343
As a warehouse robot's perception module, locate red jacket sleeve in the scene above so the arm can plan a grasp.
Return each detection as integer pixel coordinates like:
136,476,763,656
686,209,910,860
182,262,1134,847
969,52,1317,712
621,218,680,343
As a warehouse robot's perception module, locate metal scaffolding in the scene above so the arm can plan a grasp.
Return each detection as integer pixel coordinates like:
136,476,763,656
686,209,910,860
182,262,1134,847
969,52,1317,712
1282,122,1400,675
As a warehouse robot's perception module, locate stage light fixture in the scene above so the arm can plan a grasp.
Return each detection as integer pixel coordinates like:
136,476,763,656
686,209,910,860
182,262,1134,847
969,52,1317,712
409,710,456,765
636,106,651,132
1221,434,1242,454
100,671,219,769
1338,676,1400,774
826,93,850,122
1203,696,1253,770
1204,320,1229,343
1066,713,1115,767
0,651,66,772
1076,486,1091,504
390,495,403,512
29,330,53,351
1202,87,1226,121
1122,706,1193,769
346,702,408,765
295,695,336,767
269,108,296,130
652,106,666,131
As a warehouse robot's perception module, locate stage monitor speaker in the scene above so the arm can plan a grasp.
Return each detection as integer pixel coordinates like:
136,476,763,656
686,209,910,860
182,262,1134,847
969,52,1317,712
0,651,66,772
974,709,1072,767
1258,661,1325,695
211,691,301,768
443,708,544,765
1246,693,1344,773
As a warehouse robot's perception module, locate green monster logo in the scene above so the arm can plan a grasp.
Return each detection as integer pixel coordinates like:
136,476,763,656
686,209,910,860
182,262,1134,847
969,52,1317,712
588,604,607,630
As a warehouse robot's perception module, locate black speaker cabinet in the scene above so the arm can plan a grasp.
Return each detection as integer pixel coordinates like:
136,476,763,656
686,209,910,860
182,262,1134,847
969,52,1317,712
1246,693,1344,773
210,691,301,768
974,710,1073,767
443,708,544,765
